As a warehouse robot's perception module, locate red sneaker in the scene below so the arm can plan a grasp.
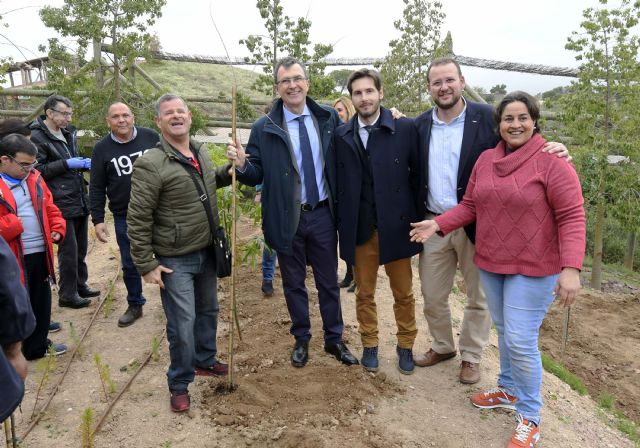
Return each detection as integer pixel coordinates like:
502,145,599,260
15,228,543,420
195,362,228,377
170,390,190,412
507,415,540,448
470,386,517,410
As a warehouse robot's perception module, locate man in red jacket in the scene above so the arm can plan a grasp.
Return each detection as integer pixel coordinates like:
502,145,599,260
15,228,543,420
0,133,67,360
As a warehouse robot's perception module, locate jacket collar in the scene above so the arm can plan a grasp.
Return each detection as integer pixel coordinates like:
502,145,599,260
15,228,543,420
158,135,203,161
264,97,331,134
337,106,395,138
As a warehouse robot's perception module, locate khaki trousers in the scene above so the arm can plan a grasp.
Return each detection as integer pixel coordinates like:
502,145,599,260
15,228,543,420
354,231,417,349
418,222,490,363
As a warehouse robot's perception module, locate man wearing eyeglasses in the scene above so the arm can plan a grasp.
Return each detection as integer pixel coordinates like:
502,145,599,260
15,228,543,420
0,133,67,359
30,95,98,310
227,56,358,369
90,102,159,327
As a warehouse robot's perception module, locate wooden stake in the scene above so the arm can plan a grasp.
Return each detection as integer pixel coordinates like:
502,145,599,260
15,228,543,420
560,306,571,359
227,85,238,391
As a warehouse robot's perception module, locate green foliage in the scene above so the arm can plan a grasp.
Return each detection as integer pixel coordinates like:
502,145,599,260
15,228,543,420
151,336,161,362
240,0,334,98
79,407,95,448
329,69,354,95
40,0,166,100
378,0,445,114
560,0,640,282
541,353,588,395
69,321,83,357
94,353,116,401
490,84,507,95
32,344,59,419
597,392,639,443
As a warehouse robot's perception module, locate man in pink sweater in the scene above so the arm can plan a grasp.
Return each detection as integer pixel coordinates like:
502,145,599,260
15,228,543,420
410,91,585,448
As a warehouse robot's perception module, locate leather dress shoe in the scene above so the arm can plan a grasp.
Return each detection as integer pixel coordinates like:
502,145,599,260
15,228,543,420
459,361,481,384
59,294,91,309
324,342,359,366
414,348,456,367
118,305,143,327
78,285,100,298
291,340,309,367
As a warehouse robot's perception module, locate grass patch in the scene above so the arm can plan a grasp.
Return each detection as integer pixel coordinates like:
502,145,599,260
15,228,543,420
541,352,588,395
597,392,639,443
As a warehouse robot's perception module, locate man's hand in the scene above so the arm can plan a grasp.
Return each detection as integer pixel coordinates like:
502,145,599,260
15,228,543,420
554,267,581,307
51,231,62,243
95,223,109,243
4,342,28,380
142,265,173,289
389,107,406,120
227,137,247,170
254,191,261,204
409,220,440,243
542,142,572,162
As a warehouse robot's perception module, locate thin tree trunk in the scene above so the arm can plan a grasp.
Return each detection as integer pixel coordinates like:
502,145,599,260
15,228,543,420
93,39,104,88
624,232,636,270
591,183,606,290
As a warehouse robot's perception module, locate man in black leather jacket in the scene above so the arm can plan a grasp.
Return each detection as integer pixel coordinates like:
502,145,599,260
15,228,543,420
30,95,99,309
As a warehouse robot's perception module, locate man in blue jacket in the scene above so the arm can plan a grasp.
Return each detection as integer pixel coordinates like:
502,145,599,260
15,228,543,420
0,236,36,423
227,56,357,368
333,68,422,375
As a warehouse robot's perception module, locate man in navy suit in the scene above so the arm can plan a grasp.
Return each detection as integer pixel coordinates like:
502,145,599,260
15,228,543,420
413,57,569,384
333,68,421,375
227,56,358,369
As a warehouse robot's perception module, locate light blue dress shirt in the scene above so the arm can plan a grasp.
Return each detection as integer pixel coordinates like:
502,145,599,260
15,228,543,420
283,105,328,204
427,100,467,214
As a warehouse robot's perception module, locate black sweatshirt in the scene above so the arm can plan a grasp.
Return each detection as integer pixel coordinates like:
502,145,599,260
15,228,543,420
89,127,160,224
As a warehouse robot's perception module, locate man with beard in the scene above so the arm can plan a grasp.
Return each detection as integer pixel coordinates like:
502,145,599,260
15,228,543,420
413,57,569,384
333,68,421,375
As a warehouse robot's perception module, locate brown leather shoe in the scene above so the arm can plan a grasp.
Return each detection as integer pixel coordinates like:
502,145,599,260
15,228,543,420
459,361,481,384
414,348,456,367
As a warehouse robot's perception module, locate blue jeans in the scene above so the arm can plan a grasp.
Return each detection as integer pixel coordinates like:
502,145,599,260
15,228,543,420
113,215,145,306
262,246,277,281
157,249,219,392
479,269,558,426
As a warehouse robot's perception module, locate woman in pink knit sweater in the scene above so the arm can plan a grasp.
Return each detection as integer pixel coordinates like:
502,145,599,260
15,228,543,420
410,91,585,448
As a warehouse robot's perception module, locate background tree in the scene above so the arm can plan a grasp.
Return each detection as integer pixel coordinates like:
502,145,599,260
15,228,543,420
329,68,353,95
489,83,507,95
377,0,445,115
40,0,166,101
240,0,334,98
561,0,640,286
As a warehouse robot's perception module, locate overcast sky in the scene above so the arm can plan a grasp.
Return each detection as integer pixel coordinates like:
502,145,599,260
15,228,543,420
1,0,606,93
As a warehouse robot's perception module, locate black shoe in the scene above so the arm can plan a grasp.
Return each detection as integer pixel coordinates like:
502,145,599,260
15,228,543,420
118,305,143,327
324,342,359,366
347,281,357,293
261,280,274,297
291,340,309,368
338,273,353,288
59,294,91,309
77,285,100,298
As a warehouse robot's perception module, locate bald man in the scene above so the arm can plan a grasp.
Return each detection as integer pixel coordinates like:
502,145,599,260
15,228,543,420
89,102,159,327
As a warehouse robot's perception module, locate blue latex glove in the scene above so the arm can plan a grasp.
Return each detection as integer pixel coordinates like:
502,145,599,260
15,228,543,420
82,158,91,170
66,157,85,169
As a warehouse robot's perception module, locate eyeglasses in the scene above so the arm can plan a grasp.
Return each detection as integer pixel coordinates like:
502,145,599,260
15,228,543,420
276,76,307,86
7,155,36,172
52,109,73,118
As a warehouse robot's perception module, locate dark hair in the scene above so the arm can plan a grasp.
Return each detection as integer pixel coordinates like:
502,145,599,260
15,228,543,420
0,134,38,158
273,56,308,84
154,93,188,116
426,57,463,83
347,68,383,95
0,118,31,139
494,90,541,133
44,95,72,113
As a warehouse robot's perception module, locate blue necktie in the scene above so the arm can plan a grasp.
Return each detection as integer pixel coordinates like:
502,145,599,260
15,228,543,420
296,115,320,207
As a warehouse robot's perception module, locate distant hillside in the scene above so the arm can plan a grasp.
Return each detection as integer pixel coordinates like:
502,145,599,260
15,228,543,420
139,59,271,117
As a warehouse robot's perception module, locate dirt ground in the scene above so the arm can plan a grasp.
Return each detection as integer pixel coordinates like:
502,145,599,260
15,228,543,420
540,279,640,424
11,219,637,448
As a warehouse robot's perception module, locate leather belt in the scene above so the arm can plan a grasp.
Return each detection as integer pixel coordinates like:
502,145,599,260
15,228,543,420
426,209,442,217
301,199,329,212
